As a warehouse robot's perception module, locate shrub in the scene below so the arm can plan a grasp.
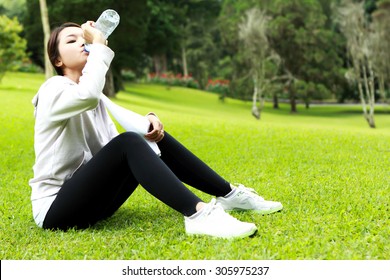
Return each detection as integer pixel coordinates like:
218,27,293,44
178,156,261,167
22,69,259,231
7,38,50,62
0,15,28,82
205,79,230,95
14,60,43,73
121,69,137,81
147,73,200,89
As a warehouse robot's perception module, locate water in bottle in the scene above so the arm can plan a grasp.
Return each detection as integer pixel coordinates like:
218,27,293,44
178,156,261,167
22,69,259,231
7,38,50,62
84,9,120,52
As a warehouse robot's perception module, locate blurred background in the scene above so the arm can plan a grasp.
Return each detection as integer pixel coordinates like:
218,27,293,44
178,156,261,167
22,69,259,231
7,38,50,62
0,0,389,125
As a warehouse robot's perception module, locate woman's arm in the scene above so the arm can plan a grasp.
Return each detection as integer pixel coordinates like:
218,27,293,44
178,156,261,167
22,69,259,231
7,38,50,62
40,44,114,122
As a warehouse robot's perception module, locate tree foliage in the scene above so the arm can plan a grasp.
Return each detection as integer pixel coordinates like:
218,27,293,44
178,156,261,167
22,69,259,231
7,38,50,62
238,8,279,119
0,14,28,82
7,0,389,123
0,0,27,19
23,0,150,92
265,0,346,112
337,0,380,128
370,0,390,102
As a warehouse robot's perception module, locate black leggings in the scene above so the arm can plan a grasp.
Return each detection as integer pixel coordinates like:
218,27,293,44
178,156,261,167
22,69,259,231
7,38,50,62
42,132,231,230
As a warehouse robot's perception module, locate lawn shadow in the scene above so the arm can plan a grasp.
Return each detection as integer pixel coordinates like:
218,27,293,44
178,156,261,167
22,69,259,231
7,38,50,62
93,204,180,232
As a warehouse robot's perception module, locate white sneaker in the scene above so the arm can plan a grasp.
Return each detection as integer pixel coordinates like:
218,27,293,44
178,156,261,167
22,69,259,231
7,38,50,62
184,198,257,238
216,184,283,214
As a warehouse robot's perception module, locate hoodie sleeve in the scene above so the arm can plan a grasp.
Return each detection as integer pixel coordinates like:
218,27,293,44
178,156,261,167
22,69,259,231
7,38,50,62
35,44,114,122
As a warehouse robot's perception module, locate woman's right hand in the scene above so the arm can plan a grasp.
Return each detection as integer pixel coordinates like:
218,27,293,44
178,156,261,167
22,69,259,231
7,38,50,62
145,114,165,143
81,21,106,45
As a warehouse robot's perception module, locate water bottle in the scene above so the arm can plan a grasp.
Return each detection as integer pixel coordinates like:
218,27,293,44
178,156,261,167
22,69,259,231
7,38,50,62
84,9,120,52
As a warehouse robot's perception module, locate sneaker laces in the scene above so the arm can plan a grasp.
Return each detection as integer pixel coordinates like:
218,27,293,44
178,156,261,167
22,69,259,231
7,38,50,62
204,199,240,222
236,184,265,202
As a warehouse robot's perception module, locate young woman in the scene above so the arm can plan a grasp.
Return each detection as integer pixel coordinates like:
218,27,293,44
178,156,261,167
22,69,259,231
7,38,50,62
29,21,283,239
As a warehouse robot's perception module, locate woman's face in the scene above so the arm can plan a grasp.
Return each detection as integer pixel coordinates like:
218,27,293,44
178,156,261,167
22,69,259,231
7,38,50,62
55,26,89,74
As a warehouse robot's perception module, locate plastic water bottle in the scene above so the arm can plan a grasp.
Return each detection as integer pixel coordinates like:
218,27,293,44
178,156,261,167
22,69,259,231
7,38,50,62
84,9,120,52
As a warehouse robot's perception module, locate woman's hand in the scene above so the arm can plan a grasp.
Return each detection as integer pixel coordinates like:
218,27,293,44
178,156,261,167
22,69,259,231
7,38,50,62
81,21,106,45
145,113,164,143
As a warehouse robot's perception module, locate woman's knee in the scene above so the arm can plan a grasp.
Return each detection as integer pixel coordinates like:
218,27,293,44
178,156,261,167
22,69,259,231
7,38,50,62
111,132,156,156
116,131,144,144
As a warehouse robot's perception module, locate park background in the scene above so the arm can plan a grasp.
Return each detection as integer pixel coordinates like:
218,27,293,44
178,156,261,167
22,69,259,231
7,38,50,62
0,0,389,260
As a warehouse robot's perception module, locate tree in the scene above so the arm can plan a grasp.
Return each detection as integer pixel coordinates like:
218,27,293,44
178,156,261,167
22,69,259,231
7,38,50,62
24,0,150,95
370,0,390,103
238,8,279,119
0,15,28,82
39,0,53,80
144,0,181,75
337,0,376,128
142,0,223,89
0,0,27,19
267,0,344,112
218,0,346,109
23,0,45,69
218,0,258,100
174,0,222,89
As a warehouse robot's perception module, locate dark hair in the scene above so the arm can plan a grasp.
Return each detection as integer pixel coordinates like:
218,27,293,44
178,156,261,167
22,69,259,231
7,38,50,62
47,22,81,75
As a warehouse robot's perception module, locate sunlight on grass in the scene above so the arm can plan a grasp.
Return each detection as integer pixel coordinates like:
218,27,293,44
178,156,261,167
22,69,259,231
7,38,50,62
1,72,389,260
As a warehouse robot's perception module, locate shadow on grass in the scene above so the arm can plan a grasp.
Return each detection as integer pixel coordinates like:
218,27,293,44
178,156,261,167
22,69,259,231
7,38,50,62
93,205,179,231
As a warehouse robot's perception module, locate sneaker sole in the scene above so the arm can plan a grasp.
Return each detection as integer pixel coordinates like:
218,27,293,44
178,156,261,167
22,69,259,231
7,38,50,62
187,227,258,239
226,204,283,215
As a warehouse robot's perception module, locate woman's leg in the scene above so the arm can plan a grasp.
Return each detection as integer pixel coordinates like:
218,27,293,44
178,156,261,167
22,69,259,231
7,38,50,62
43,132,202,230
157,133,283,216
158,132,232,197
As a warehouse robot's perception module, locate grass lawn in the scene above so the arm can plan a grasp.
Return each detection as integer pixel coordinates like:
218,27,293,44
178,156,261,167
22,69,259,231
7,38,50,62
0,72,389,260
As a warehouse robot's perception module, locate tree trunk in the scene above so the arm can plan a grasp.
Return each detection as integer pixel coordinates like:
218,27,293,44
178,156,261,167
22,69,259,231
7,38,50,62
259,86,265,116
305,98,310,109
153,55,161,75
182,45,188,77
103,68,115,97
357,76,369,121
161,54,167,73
113,68,124,93
252,76,260,119
290,90,297,113
273,92,279,109
378,75,386,103
357,71,375,128
153,54,168,75
39,0,53,80
368,63,376,128
362,63,376,128
286,79,297,113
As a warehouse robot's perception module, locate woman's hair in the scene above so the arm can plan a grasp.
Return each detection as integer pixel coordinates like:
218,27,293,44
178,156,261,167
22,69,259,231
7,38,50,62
47,22,81,76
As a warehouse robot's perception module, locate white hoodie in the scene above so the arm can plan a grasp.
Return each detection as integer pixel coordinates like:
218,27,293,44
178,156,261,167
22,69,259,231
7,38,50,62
29,44,119,227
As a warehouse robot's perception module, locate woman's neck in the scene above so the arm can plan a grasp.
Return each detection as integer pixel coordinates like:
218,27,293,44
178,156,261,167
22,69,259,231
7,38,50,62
63,70,82,83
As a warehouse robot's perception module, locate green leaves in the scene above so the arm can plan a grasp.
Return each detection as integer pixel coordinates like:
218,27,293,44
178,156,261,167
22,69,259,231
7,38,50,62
0,15,28,82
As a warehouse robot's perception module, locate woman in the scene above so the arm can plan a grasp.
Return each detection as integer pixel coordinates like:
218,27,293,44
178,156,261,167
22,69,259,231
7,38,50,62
29,21,283,238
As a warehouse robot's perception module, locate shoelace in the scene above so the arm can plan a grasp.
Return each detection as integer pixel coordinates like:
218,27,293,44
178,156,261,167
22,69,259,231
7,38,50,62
205,199,240,222
237,184,265,201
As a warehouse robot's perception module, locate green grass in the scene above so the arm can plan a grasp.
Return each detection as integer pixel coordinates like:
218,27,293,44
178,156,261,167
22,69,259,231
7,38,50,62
1,72,389,260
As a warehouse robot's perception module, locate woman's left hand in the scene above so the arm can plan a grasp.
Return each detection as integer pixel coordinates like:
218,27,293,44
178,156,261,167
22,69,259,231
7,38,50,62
81,21,106,45
145,114,164,142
